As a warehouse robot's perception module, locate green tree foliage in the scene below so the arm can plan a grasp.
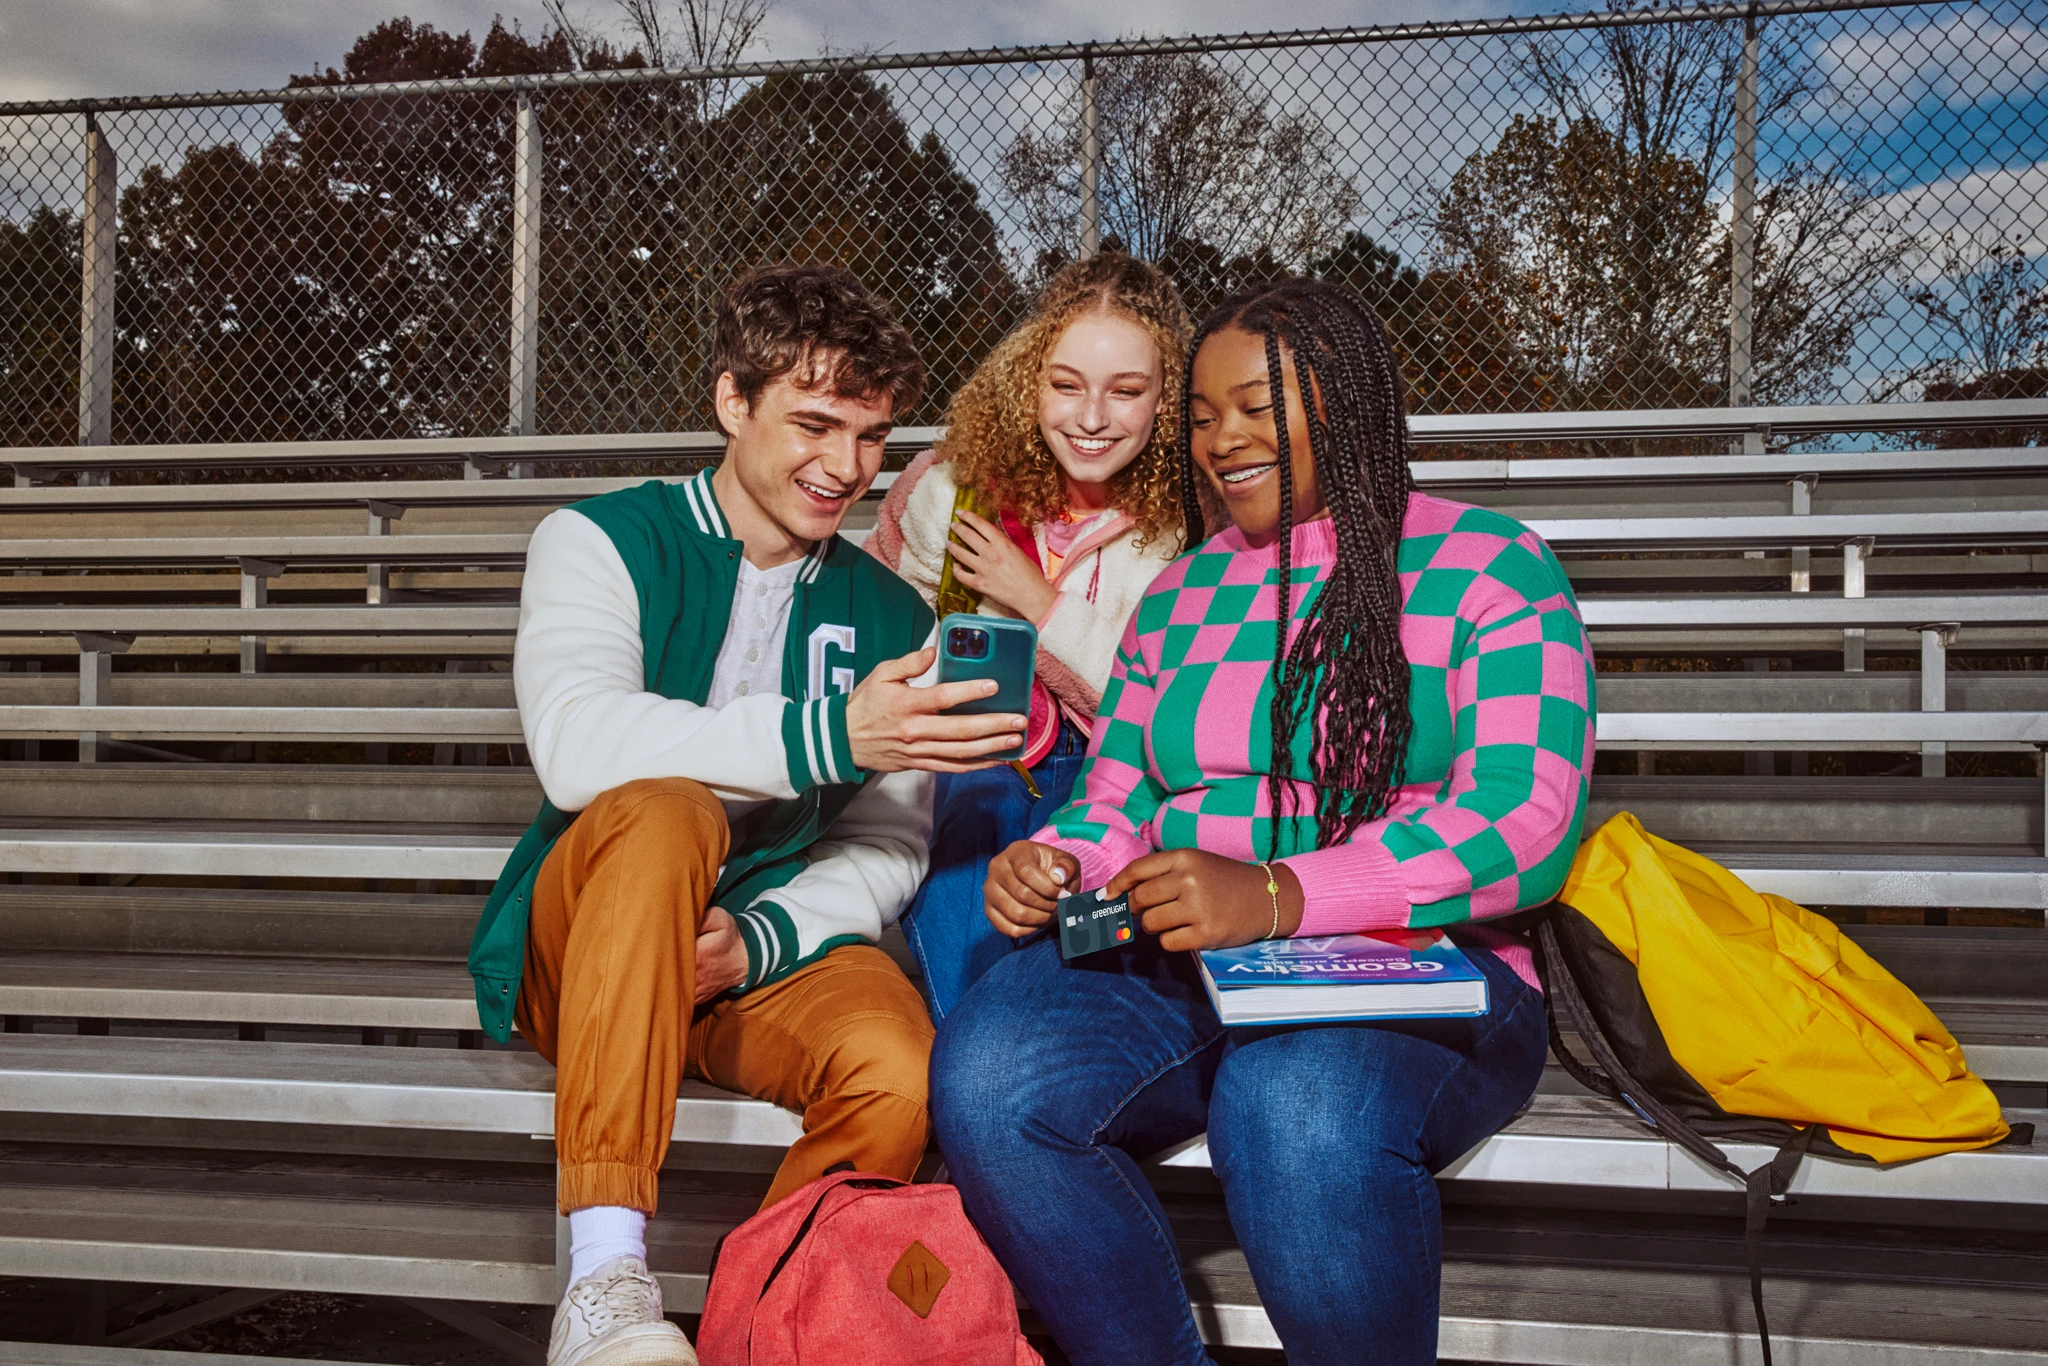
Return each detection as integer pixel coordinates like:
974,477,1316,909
12,14,1016,444
1306,229,1543,418
111,19,558,443
1430,113,1724,411
0,206,80,446
543,68,1020,430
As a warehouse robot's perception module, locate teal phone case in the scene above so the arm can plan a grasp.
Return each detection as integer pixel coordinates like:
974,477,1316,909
936,612,1037,764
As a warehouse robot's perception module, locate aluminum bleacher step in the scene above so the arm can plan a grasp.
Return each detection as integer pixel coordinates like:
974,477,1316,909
2,1140,2045,1363
0,673,517,709
0,884,480,959
11,510,2048,571
0,825,515,881
0,606,518,640
2,1035,2040,1201
11,667,2044,715
0,763,541,826
0,1034,801,1147
0,706,520,742
1590,775,2044,850
0,534,532,570
0,954,479,1031
1595,671,2048,712
5,823,2038,907
0,766,2030,846
0,1347,390,1366
1712,849,2048,911
2,955,2041,1081
14,706,2048,751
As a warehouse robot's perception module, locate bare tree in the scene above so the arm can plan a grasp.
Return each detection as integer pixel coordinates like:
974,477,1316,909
1428,3,1908,408
543,0,770,115
1523,2,1817,190
539,0,600,66
1898,236,2048,387
1742,163,1908,403
615,0,770,120
1002,52,1359,282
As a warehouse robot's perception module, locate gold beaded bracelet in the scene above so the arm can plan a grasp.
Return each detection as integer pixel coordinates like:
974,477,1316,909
1257,861,1281,939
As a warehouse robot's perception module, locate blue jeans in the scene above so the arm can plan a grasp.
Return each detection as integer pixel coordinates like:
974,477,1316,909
899,720,1088,1021
930,934,1547,1366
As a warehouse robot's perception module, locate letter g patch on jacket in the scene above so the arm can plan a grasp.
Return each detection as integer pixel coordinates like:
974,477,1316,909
808,623,856,699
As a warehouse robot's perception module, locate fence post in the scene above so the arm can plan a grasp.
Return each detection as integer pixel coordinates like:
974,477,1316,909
78,110,117,463
508,87,542,466
1079,48,1100,258
1725,13,1759,442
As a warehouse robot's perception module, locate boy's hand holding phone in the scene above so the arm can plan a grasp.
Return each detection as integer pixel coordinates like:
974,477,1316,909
846,647,1025,774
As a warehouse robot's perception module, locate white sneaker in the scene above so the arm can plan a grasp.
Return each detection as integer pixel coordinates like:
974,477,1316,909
548,1255,699,1366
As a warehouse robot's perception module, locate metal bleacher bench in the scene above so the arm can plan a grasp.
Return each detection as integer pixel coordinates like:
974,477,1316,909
6,398,2048,1364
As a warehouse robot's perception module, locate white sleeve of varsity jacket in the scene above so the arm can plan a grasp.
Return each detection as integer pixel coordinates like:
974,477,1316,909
732,764,935,990
516,507,842,811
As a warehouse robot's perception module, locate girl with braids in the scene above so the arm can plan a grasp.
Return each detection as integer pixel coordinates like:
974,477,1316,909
930,279,1596,1366
868,252,1191,1019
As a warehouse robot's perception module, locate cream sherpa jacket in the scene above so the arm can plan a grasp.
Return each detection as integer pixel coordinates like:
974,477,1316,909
866,449,1182,726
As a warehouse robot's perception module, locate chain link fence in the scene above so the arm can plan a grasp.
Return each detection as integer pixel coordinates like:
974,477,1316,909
1,0,2044,448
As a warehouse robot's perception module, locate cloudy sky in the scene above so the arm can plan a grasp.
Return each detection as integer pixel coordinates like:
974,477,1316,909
0,0,1518,103
1,0,2040,395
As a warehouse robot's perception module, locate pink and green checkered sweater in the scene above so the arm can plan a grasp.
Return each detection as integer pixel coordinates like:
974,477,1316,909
1032,492,1597,989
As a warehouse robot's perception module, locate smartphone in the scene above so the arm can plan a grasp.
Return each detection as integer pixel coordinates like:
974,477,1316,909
935,613,1037,764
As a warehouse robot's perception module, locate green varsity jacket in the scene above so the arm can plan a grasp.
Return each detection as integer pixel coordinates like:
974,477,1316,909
466,470,935,1043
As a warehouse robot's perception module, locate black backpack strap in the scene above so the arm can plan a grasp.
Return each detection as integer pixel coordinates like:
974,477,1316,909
1534,919,1745,1180
1743,1126,1817,1366
1536,917,1797,1364
1531,915,1623,1102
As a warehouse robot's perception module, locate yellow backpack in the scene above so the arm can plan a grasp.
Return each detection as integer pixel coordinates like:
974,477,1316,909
1536,812,2029,1364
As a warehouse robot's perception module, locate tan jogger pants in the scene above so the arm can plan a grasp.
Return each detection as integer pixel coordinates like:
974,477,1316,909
514,778,934,1214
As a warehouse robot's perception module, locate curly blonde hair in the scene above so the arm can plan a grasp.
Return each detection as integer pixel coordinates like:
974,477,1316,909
939,253,1192,548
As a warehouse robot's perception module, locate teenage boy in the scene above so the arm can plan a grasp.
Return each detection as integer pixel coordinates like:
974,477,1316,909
467,264,1023,1366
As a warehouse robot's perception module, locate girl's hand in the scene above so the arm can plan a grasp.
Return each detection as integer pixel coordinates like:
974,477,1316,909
985,839,1080,938
1104,849,1306,952
949,509,1057,623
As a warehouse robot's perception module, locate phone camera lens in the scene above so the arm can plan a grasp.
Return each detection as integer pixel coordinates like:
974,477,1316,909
948,626,989,659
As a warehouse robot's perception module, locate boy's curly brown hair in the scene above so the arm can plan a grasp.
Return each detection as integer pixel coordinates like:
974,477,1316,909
939,253,1192,548
710,263,925,431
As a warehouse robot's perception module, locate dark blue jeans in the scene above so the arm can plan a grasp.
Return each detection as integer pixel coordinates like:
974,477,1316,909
930,934,1547,1366
899,720,1088,1021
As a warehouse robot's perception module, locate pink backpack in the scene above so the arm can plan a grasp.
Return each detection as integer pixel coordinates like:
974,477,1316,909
697,1170,1043,1366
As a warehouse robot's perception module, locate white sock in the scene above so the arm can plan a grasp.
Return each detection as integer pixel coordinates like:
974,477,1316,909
567,1205,648,1284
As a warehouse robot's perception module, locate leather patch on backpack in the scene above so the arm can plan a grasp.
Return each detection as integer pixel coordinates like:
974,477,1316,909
887,1240,951,1318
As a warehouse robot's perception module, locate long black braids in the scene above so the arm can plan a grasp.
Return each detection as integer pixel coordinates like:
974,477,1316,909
1262,327,1299,849
1181,280,1418,858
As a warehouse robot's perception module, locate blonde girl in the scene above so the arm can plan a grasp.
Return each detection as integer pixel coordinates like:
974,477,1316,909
868,252,1192,1017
